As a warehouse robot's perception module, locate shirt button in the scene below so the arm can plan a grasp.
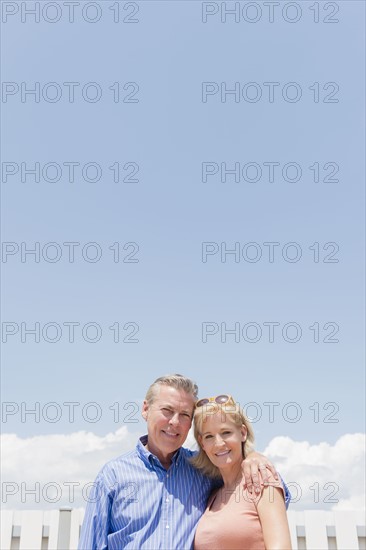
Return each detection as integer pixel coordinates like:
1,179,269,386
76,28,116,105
166,498,169,503
166,525,169,529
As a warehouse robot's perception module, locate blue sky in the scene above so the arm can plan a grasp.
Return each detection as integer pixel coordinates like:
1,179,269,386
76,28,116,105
1,1,365,507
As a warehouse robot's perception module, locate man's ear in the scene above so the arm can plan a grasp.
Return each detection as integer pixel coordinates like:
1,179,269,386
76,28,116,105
142,400,149,421
241,425,247,442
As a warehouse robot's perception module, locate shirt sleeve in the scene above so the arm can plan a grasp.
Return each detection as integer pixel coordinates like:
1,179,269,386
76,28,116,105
278,473,291,509
78,471,114,550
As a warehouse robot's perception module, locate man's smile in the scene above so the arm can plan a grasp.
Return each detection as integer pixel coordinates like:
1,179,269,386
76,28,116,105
162,430,180,438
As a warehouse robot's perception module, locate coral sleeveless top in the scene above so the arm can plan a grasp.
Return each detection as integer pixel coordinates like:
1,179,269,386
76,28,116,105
194,474,284,550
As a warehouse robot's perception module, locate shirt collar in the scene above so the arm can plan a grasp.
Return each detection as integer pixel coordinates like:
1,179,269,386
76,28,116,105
137,435,182,469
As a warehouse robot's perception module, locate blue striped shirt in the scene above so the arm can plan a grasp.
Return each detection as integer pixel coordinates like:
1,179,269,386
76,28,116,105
78,435,213,549
78,435,291,550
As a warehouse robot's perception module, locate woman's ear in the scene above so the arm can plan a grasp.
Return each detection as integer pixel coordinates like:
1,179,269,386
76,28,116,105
241,424,247,442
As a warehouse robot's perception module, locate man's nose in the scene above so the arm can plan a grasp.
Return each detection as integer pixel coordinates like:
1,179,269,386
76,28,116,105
169,413,180,426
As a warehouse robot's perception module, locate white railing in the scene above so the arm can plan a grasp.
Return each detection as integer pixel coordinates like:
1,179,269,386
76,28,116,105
1,508,365,550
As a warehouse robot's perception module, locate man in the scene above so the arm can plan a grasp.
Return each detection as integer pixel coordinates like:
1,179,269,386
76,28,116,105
79,374,287,549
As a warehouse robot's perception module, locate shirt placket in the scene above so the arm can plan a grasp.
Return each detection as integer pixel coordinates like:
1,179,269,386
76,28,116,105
161,465,175,548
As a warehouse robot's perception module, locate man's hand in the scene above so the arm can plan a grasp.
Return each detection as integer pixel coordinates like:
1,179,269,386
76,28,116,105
242,452,279,495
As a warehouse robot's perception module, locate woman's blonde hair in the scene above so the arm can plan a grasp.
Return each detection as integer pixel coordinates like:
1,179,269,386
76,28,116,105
191,400,255,478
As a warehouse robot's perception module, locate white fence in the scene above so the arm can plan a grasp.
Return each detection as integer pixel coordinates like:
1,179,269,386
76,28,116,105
1,509,365,550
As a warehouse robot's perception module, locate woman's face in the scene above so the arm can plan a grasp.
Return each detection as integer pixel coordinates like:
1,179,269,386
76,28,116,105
198,411,247,471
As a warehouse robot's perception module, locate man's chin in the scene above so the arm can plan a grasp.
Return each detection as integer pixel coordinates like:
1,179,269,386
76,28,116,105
160,432,182,449
162,433,182,449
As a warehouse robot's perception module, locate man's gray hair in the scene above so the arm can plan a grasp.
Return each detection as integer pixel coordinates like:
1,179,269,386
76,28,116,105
145,374,198,405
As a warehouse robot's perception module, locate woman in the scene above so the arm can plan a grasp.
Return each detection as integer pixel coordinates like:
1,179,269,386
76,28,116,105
192,395,292,550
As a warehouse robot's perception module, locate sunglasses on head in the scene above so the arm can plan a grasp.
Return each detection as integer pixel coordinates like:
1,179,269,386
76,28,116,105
195,394,234,408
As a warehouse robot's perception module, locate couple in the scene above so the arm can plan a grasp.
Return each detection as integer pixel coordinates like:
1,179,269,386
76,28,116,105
79,374,292,549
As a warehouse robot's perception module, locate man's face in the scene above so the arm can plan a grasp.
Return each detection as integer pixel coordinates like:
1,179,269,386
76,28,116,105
142,385,196,462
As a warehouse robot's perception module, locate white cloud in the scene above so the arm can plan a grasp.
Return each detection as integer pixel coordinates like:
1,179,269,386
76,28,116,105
263,433,365,511
1,427,137,509
1,429,364,511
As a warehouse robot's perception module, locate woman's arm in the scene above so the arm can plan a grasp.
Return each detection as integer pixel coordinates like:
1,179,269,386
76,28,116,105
257,485,292,550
